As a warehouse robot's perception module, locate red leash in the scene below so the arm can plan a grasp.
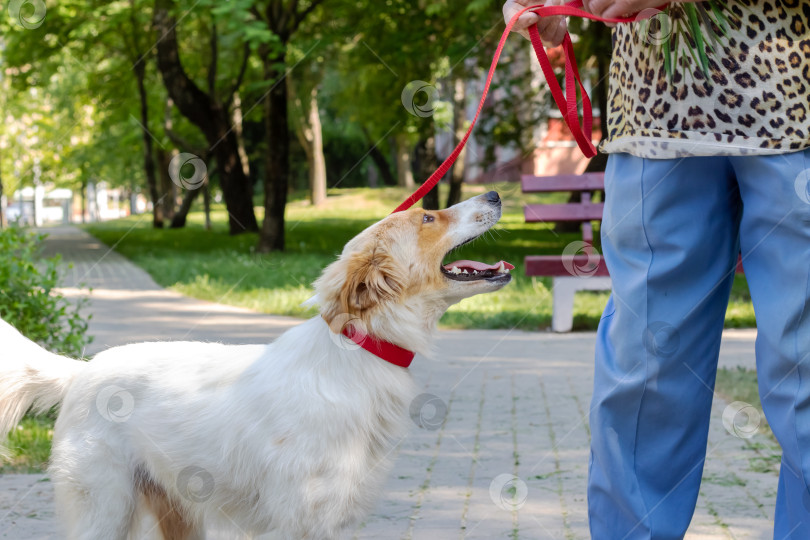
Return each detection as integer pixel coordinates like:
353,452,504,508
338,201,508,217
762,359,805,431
392,0,661,213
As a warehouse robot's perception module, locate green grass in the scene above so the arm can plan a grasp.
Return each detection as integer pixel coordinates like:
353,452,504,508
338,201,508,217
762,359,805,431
83,185,756,331
714,367,783,475
715,366,775,442
1,416,54,473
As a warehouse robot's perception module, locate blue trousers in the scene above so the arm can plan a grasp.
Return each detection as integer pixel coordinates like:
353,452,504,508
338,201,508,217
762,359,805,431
588,151,810,539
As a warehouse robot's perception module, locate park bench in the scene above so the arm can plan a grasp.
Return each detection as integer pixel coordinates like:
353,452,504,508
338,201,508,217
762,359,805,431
522,172,745,332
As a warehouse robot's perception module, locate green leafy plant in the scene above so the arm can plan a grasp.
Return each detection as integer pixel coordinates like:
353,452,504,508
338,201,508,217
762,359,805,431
643,1,733,82
0,226,92,358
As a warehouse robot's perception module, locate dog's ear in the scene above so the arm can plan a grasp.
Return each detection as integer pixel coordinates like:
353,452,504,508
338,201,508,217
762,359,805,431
339,247,406,314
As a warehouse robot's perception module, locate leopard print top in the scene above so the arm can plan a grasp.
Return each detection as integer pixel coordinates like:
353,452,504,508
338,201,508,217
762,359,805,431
602,0,810,158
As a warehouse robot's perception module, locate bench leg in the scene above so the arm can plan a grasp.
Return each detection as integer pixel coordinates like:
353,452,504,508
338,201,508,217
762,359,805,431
552,277,576,332
551,276,612,333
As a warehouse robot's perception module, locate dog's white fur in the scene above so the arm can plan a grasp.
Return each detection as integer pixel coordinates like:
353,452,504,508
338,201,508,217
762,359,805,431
0,193,510,539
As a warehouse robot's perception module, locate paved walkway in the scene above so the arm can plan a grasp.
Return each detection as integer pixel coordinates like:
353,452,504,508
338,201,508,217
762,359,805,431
0,226,779,539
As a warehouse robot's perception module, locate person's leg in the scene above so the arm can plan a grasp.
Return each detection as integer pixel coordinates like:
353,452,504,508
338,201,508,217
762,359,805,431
731,150,810,539
589,154,742,539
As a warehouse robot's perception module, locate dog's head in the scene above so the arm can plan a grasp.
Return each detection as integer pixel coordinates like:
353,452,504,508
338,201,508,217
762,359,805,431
314,191,512,348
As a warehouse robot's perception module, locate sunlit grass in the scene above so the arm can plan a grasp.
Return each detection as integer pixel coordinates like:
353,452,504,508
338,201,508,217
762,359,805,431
85,185,755,331
1,416,54,473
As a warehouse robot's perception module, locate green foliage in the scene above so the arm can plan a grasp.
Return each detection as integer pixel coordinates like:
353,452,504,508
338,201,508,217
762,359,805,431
0,226,92,357
325,0,509,157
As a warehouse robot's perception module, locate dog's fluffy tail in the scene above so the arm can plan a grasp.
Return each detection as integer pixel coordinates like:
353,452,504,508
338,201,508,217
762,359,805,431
0,317,86,455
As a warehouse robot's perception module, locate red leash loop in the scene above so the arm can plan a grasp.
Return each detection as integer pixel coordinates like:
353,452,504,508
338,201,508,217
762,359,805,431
392,0,662,213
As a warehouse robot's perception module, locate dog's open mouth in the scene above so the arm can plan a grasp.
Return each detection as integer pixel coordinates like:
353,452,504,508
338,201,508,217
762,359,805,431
441,259,514,282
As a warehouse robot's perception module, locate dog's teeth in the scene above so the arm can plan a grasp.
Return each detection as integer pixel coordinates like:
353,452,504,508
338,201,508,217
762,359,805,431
506,268,510,273
496,261,506,274
473,270,478,275
462,269,468,274
450,266,461,274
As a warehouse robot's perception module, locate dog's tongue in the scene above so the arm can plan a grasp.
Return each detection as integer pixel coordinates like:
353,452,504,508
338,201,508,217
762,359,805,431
443,260,515,272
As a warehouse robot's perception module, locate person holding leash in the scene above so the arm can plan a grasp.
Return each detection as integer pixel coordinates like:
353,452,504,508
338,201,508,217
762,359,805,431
504,0,810,537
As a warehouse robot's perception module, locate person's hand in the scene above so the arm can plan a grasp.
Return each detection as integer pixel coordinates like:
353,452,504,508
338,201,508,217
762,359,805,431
581,0,674,21
502,0,567,47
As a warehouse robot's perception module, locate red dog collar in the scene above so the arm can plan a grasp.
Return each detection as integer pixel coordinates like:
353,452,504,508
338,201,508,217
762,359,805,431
341,325,414,368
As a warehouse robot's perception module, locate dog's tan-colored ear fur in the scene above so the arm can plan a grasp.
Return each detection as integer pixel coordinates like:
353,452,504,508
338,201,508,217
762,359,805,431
339,248,406,314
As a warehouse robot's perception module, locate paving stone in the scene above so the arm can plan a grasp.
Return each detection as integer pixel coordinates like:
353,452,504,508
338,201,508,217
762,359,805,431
0,226,777,539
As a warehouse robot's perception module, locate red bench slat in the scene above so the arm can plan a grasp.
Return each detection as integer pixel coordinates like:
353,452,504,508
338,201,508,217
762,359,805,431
525,254,745,277
522,173,745,282
525,255,610,277
521,172,604,193
525,203,604,223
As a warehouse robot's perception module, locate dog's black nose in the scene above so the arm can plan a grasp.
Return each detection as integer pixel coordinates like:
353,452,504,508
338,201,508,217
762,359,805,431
485,191,500,204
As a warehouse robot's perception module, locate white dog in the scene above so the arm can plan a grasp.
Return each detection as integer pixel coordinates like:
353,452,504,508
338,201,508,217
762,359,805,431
0,192,512,540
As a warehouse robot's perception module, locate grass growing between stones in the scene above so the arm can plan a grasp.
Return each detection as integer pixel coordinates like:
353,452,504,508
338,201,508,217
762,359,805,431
715,366,782,475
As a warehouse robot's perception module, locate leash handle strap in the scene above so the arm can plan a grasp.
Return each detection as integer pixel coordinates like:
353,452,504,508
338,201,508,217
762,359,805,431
392,0,660,213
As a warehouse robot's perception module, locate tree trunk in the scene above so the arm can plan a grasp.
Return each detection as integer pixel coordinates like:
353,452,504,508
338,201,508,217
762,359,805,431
395,133,415,188
307,90,327,205
414,132,439,210
203,179,212,230
232,92,251,180
446,77,466,208
81,179,87,224
134,60,163,228
0,156,4,228
170,184,201,228
257,46,290,252
360,129,396,187
290,79,327,206
156,147,177,220
153,0,257,235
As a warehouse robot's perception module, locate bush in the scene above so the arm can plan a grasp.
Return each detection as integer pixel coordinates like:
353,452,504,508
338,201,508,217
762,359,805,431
0,225,92,357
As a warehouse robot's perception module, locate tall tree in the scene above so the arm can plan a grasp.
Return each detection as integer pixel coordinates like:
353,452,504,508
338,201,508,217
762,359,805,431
288,63,327,205
153,0,258,235
249,0,324,252
122,0,164,227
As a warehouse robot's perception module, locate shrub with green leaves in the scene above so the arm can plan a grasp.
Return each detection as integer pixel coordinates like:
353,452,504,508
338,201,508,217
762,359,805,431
0,226,92,358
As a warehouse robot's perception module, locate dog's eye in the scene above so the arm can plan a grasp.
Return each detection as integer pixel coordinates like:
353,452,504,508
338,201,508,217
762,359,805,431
422,214,435,224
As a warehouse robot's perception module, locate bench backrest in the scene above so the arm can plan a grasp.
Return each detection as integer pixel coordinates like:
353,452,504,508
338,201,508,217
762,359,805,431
521,172,605,247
